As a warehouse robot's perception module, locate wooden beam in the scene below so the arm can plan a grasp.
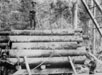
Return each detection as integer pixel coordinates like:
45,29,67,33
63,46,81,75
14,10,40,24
24,56,31,75
81,0,102,37
13,68,73,75
9,35,82,42
93,0,102,14
92,0,96,55
11,42,82,49
8,56,86,65
8,48,86,57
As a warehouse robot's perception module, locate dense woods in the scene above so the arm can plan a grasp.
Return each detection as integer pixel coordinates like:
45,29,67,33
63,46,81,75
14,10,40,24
0,0,92,30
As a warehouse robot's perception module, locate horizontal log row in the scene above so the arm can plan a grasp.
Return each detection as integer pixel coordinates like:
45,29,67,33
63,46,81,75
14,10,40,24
0,29,82,35
12,42,82,49
8,56,86,65
14,68,73,75
9,35,82,42
8,48,86,57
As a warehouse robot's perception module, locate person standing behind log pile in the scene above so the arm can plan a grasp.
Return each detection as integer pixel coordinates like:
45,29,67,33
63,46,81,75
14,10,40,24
29,1,36,29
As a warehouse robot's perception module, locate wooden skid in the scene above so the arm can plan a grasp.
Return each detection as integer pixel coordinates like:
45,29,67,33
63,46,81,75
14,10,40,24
13,68,73,75
9,35,82,42
9,49,86,57
11,42,81,49
8,56,86,65
24,56,31,75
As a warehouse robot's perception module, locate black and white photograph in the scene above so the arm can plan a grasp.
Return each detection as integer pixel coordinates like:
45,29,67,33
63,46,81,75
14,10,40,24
0,0,102,75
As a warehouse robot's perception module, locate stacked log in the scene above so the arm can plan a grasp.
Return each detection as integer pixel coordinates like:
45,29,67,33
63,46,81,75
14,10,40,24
8,56,86,65
9,35,82,42
0,29,86,70
8,48,86,57
11,42,82,49
0,28,82,35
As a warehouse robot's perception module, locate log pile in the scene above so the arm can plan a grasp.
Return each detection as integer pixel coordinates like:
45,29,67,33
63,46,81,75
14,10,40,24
0,29,87,74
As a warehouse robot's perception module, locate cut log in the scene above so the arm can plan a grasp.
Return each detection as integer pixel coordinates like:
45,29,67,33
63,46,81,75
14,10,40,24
11,42,82,49
9,35,82,42
13,68,73,75
8,56,86,65
8,49,86,57
0,29,82,35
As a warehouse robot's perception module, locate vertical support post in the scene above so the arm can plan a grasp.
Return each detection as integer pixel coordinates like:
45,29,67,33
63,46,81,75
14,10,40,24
24,56,31,75
93,0,96,55
72,0,78,30
68,56,77,75
90,0,96,54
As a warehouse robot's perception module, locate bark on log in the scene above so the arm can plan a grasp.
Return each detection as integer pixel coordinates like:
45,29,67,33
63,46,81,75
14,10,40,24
12,42,82,49
8,56,86,65
9,36,82,42
9,48,86,57
24,56,32,75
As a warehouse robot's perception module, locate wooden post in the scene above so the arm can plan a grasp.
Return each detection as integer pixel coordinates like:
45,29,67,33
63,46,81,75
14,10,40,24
24,56,31,75
72,0,78,29
89,0,96,54
68,56,77,75
93,0,96,55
